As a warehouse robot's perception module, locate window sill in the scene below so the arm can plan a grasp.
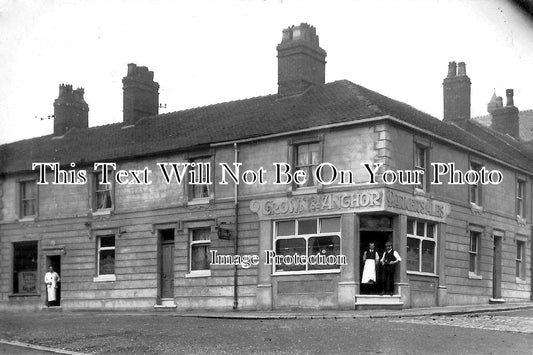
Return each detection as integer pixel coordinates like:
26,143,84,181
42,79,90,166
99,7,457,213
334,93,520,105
413,188,428,196
186,270,211,278
92,209,112,216
470,203,483,215
93,274,116,282
292,187,318,195
516,277,526,284
407,271,438,277
187,198,211,206
8,293,40,298
468,272,482,280
272,269,341,276
18,216,36,223
516,216,527,226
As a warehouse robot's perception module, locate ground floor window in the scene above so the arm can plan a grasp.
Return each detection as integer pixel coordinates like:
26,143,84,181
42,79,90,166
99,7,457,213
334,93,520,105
406,219,436,274
190,228,211,273
97,236,115,276
516,240,525,280
469,231,481,275
13,241,38,294
274,216,341,273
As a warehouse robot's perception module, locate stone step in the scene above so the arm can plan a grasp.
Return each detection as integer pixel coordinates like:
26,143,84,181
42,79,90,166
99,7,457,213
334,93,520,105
355,294,403,310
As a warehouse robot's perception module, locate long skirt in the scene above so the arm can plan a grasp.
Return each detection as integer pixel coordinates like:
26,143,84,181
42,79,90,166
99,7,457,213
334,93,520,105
47,286,57,302
361,259,376,284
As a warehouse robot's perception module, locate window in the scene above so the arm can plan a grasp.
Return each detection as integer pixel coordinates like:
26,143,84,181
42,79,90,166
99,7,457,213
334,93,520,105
96,236,115,280
189,228,211,275
295,143,320,188
20,180,37,217
406,219,436,274
94,172,112,210
469,162,482,205
469,231,481,275
414,145,427,191
190,157,210,200
516,179,526,218
273,216,342,273
516,241,525,280
13,241,38,294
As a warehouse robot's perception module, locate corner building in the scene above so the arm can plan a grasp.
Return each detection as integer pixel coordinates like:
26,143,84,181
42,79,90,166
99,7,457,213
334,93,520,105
0,24,531,311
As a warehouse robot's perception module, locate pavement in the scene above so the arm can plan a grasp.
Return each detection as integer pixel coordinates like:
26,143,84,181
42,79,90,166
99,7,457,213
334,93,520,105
169,301,533,319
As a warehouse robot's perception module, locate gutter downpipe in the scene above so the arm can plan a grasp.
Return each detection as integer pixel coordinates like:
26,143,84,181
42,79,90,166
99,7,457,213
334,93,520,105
233,142,239,310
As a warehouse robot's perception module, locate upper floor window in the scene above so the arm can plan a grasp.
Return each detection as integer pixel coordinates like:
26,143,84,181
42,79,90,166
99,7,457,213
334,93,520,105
516,179,526,218
469,162,482,206
295,142,320,188
20,180,37,218
189,157,211,200
94,172,113,210
414,145,428,191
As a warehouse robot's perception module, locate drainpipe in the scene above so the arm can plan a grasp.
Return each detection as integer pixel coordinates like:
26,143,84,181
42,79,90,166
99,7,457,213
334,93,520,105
233,143,239,310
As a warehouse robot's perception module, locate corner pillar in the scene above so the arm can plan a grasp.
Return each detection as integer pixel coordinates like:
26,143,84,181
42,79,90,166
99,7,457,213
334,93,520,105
338,213,358,309
256,220,273,310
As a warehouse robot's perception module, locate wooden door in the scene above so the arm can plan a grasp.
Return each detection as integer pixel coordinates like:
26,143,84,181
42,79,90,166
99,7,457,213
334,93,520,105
492,236,502,299
161,243,174,298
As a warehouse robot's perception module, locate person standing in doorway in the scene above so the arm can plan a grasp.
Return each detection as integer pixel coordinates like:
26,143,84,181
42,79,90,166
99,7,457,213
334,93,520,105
380,242,401,296
361,242,379,292
44,266,60,307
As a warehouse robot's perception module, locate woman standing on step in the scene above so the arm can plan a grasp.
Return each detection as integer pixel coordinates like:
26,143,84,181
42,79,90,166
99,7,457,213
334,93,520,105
361,242,379,287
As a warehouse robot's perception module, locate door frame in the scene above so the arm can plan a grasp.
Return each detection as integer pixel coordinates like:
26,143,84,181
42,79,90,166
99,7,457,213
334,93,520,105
155,225,177,304
492,231,503,300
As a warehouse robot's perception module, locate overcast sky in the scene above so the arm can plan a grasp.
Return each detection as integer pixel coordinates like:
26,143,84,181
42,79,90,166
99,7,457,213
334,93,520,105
1,0,532,144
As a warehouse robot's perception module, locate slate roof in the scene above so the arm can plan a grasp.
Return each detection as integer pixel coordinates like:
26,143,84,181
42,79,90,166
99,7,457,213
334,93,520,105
1,80,533,174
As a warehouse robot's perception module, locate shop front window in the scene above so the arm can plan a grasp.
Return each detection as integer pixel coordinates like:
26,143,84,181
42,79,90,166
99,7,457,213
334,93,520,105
406,219,436,274
13,241,38,294
273,216,342,273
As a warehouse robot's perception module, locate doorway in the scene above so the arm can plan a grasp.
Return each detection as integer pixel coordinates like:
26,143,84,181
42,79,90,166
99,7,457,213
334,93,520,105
159,229,175,300
492,235,502,299
360,231,391,294
45,255,61,306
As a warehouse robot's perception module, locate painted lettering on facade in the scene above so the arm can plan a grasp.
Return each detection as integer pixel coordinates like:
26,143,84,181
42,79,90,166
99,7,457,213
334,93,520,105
250,190,382,217
385,190,447,219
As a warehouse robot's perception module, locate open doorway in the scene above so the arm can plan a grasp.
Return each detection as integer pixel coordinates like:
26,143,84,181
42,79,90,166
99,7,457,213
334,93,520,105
45,255,61,306
360,230,392,295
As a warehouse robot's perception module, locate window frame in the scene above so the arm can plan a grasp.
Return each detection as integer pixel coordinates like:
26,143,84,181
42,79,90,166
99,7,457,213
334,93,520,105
187,227,212,277
468,229,482,278
18,179,38,219
12,241,39,295
288,135,324,193
413,137,431,194
469,161,483,207
94,234,116,282
90,169,115,215
272,216,342,275
516,240,526,281
406,219,437,275
516,178,526,219
185,151,214,205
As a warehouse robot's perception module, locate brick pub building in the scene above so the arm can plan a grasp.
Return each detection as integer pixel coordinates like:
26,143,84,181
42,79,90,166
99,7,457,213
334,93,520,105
0,24,531,311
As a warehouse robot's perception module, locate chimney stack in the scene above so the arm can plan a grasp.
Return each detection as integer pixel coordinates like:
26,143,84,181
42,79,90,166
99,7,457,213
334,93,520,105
489,89,519,139
53,84,89,136
277,23,327,96
443,61,471,122
122,63,159,125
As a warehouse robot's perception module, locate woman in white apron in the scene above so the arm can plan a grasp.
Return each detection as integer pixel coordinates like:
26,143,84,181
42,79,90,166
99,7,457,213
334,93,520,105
44,266,60,306
361,242,379,284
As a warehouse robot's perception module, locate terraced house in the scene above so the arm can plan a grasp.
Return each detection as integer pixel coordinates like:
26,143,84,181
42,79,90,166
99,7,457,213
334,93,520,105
0,24,531,311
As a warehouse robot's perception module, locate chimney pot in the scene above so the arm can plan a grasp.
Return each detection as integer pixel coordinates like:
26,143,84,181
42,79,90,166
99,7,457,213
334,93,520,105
54,83,89,135
447,61,457,78
457,62,466,76
506,89,514,106
122,63,159,125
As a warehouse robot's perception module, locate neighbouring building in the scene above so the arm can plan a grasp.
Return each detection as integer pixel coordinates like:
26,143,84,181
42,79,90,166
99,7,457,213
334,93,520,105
0,24,531,311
